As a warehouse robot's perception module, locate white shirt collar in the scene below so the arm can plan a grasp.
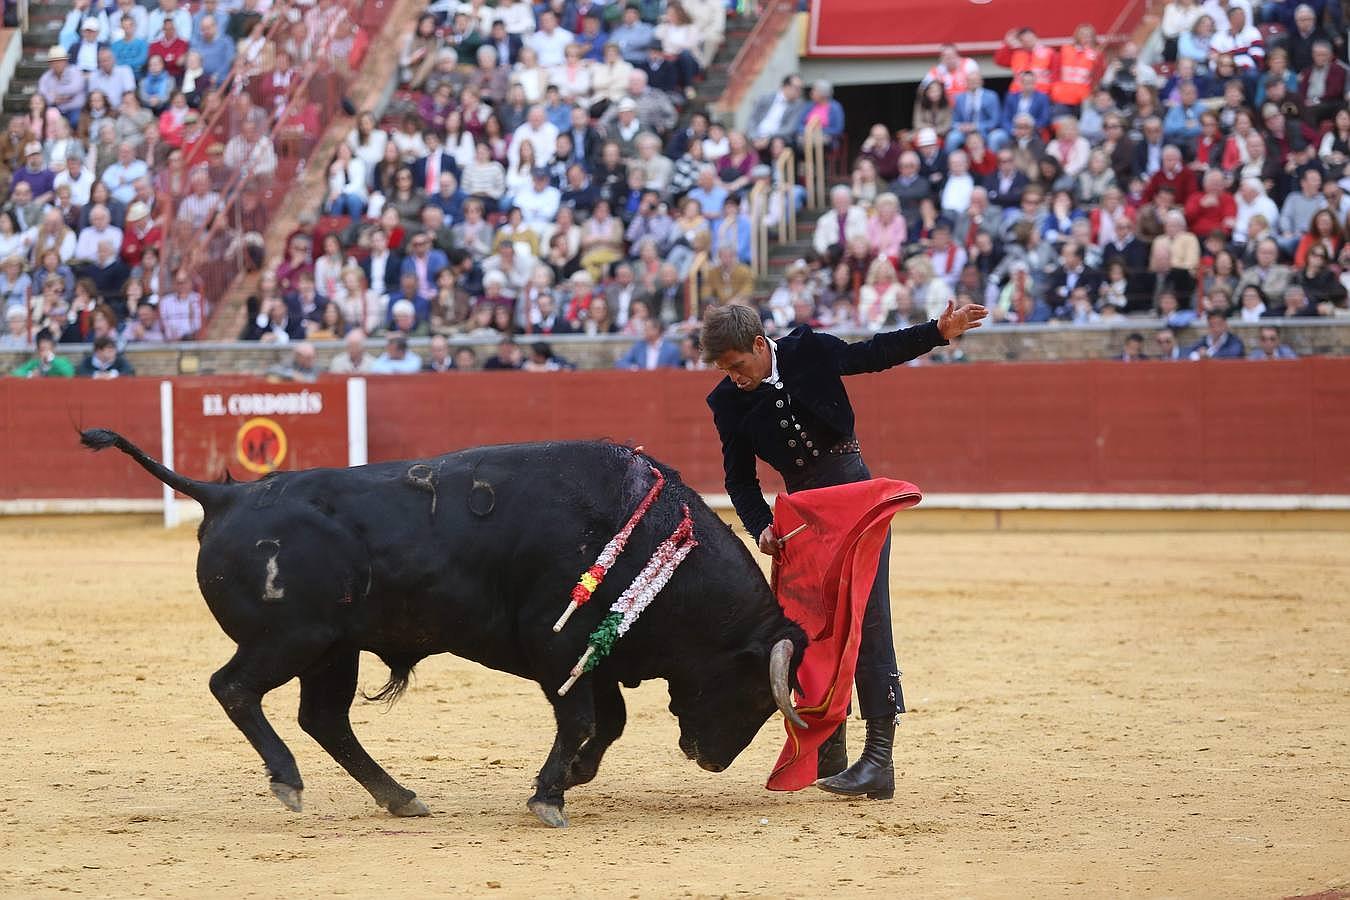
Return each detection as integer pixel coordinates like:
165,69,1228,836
764,337,780,386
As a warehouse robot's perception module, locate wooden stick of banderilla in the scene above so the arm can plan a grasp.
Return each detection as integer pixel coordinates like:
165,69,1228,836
557,646,596,696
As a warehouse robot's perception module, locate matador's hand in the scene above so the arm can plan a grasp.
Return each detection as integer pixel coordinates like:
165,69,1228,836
938,300,989,341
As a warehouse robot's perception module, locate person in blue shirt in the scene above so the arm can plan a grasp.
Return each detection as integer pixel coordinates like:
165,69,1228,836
399,231,450,296
685,166,728,222
1184,310,1246,359
1248,325,1298,359
615,317,682,370
191,0,230,42
136,53,174,112
1001,70,1052,134
425,170,466,221
190,14,234,85
1161,57,1217,103
712,196,752,265
946,69,1003,152
370,333,424,373
610,4,654,65
576,13,609,62
1162,82,1205,147
542,84,572,133
111,17,149,76
1260,0,1342,31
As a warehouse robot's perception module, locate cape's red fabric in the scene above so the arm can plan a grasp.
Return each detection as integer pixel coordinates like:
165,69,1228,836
766,478,921,791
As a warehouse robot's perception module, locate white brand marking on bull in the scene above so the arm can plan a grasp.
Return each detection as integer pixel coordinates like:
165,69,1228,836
257,539,285,602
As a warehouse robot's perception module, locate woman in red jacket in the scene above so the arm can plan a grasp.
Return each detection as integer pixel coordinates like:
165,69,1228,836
1293,209,1344,268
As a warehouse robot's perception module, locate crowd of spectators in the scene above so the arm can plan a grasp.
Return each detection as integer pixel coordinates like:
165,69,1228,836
801,7,1350,361
0,0,367,374
10,0,1350,378
234,0,860,373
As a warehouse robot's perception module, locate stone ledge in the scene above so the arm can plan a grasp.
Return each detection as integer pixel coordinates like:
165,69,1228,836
4,319,1348,377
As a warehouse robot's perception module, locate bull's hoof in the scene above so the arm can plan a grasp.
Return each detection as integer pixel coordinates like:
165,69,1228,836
388,796,430,817
527,799,568,828
269,782,303,812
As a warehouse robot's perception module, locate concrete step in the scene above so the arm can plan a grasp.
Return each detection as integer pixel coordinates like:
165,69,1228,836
4,93,36,114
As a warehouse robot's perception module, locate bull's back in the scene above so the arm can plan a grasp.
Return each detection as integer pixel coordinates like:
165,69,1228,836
193,441,765,680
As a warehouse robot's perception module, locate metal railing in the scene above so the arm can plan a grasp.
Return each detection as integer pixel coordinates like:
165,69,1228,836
774,144,796,244
802,119,826,211
747,180,767,277
684,249,709,320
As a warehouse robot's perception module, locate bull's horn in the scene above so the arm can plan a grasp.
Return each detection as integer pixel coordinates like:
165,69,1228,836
769,639,807,730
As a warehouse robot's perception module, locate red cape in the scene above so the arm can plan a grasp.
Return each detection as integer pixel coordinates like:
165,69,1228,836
766,478,921,791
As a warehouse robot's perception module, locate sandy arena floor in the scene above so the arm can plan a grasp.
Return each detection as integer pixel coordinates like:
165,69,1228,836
0,515,1347,898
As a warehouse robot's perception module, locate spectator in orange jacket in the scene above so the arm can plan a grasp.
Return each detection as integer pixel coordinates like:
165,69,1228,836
1051,25,1100,111
994,26,1055,95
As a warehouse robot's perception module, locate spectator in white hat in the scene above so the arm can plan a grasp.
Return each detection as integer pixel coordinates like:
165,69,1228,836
38,47,87,122
70,19,108,73
11,142,56,201
59,0,109,47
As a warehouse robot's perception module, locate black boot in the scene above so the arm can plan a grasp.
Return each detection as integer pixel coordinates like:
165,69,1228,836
816,723,848,779
816,717,894,800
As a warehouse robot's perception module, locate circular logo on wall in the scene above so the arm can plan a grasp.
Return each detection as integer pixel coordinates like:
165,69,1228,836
235,417,288,474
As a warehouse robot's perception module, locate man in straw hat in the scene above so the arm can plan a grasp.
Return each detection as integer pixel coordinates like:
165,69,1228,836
701,297,987,799
38,46,87,123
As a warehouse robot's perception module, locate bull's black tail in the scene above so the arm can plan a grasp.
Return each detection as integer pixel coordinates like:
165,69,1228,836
80,428,232,509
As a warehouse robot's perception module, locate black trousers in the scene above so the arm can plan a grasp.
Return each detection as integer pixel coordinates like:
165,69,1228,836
782,450,904,720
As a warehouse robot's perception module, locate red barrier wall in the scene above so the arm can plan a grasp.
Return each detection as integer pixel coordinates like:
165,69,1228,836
1,378,162,499
173,379,349,480
5,359,1350,502
807,0,1140,57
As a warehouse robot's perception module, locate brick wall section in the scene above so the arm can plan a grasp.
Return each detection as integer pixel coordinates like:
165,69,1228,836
5,321,1349,376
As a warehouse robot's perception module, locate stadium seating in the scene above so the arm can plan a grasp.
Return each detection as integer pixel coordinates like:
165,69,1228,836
1,0,1347,374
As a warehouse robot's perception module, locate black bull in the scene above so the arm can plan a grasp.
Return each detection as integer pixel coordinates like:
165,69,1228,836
81,430,808,828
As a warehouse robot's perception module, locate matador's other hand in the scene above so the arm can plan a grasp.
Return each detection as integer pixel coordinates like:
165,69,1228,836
938,300,989,341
